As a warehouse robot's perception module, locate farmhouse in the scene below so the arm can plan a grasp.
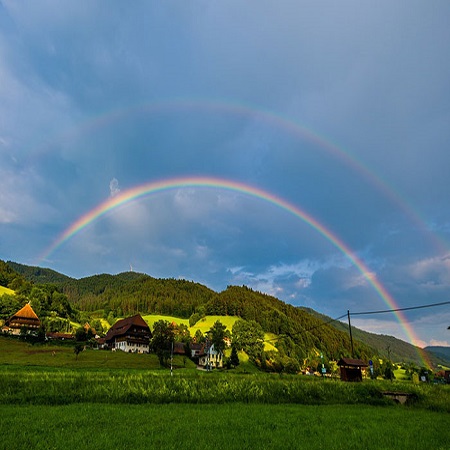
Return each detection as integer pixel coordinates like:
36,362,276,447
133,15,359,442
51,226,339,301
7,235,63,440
198,342,223,370
2,303,41,335
104,314,151,353
337,358,368,382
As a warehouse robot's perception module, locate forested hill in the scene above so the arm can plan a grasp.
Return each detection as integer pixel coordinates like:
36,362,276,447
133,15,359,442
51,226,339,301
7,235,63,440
300,307,447,368
6,261,74,285
7,260,444,368
6,260,370,361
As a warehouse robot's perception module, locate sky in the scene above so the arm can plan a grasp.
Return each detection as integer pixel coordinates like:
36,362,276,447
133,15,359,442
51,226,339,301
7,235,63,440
1,1,450,348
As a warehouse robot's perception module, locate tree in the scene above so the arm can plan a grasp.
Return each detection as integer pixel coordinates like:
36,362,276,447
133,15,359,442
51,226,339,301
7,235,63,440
208,320,227,354
75,327,87,342
174,323,191,343
383,360,396,381
189,312,201,327
229,345,240,368
232,319,264,360
0,294,21,320
150,320,175,367
106,311,115,326
194,329,205,343
74,343,84,360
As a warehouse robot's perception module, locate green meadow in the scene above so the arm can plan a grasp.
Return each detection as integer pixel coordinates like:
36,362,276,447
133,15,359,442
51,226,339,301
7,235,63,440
187,314,240,334
1,336,449,449
1,403,448,450
0,285,14,296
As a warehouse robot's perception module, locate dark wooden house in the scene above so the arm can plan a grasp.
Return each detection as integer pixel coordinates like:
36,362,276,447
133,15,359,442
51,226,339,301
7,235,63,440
104,314,151,353
444,370,450,384
3,303,40,335
337,358,368,382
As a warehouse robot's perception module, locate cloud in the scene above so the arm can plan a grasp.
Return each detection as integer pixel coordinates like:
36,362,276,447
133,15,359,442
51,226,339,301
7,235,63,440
428,340,450,347
1,1,450,347
109,178,121,197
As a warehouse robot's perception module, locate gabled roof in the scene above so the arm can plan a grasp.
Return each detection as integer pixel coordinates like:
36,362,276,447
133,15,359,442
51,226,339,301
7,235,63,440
12,303,39,320
190,343,203,351
337,358,368,367
173,342,186,354
6,303,40,328
105,314,150,342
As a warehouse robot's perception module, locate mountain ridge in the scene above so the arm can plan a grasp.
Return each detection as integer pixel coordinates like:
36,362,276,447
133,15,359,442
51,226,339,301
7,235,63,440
4,260,446,368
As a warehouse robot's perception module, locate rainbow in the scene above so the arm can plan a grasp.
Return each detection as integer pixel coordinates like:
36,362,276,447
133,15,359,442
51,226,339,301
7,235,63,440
27,98,448,255
36,175,431,366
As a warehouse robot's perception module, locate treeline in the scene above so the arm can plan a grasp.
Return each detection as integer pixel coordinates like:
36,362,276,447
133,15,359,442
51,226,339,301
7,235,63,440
0,260,76,322
6,261,73,285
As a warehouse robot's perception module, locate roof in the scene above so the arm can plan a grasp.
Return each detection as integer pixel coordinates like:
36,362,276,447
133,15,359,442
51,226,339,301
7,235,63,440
6,303,40,327
46,332,74,340
337,358,368,367
12,303,39,320
105,314,151,342
173,342,186,354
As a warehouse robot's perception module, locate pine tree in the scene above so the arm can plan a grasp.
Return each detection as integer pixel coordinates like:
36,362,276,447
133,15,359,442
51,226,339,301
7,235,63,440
230,345,240,368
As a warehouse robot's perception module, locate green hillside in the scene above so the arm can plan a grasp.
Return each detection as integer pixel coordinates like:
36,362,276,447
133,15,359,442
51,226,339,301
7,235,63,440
6,261,74,285
0,285,15,296
299,307,439,367
3,259,439,369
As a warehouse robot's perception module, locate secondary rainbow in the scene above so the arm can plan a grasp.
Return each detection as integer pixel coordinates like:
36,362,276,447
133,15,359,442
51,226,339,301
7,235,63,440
37,176,430,364
27,98,447,255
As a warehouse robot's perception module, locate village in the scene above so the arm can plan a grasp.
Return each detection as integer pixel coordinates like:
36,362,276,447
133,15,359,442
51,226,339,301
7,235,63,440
1,300,414,384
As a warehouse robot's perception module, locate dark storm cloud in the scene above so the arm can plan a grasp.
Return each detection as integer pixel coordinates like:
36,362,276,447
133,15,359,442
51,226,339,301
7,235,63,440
1,1,449,345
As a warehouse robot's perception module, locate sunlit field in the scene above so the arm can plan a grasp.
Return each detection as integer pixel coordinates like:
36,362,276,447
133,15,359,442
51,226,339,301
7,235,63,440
0,285,14,296
1,336,449,449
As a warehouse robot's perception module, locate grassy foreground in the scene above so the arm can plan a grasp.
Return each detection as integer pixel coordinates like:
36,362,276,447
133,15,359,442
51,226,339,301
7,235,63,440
1,403,448,450
1,337,449,449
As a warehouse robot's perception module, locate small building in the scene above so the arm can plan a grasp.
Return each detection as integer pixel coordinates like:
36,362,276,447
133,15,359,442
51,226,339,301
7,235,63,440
3,303,41,335
444,370,450,384
104,314,151,353
190,342,204,359
198,342,223,370
46,332,75,340
173,342,186,355
337,358,368,382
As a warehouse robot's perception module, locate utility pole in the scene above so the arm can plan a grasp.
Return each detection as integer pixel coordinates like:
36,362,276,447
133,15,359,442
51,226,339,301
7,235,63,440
170,341,173,376
347,310,354,358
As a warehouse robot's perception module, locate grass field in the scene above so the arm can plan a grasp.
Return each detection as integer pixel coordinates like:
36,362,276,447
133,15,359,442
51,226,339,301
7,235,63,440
142,313,190,328
189,314,240,333
0,335,449,449
142,314,278,351
0,403,448,449
0,285,15,296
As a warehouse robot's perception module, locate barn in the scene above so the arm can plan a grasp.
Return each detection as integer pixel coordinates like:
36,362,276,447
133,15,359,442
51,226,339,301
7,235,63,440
337,358,368,382
3,303,41,335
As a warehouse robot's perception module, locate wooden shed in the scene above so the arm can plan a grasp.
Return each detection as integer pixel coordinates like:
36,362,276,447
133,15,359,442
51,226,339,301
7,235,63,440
337,358,368,382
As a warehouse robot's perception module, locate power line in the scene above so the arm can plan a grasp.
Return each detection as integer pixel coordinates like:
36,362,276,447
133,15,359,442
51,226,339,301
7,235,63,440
263,300,450,345
350,300,450,316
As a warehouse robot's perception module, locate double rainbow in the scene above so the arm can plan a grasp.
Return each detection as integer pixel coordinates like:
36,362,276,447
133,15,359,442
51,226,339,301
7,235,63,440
37,175,430,366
